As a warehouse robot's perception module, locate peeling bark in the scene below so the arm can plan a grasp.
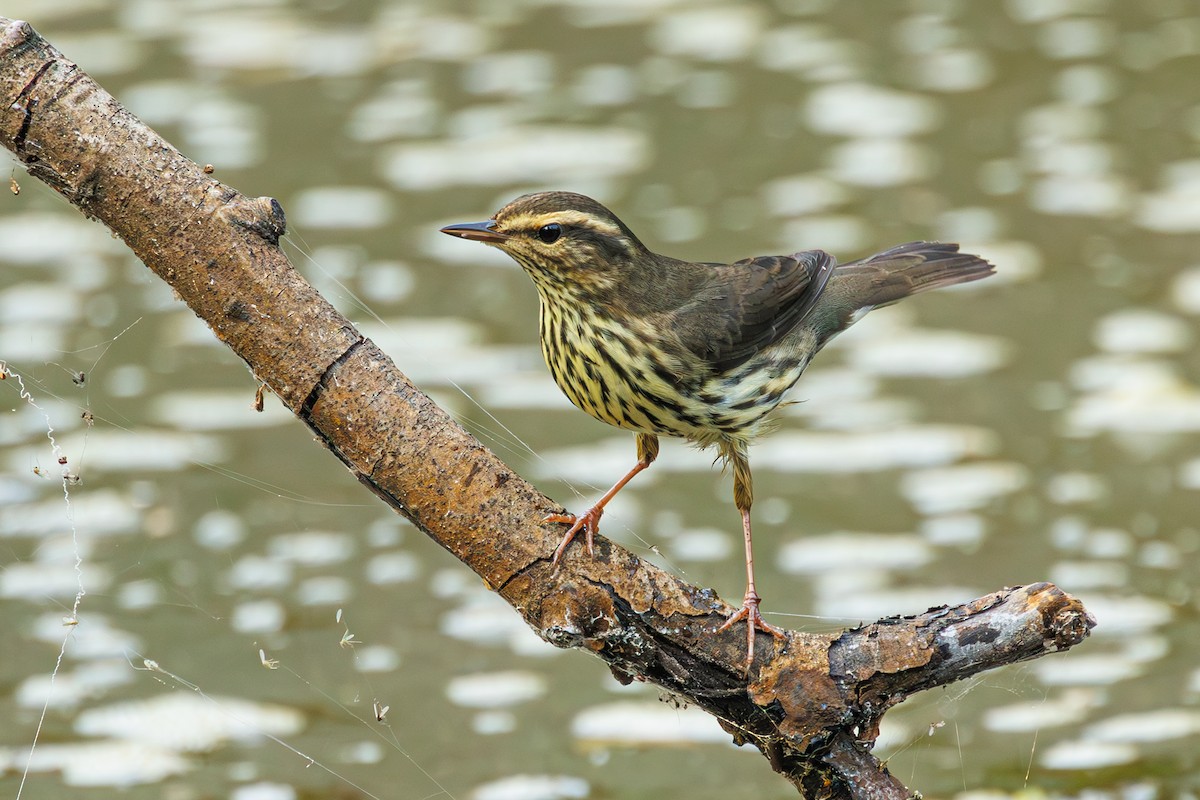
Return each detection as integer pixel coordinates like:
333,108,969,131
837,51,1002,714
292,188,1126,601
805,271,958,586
0,18,1095,798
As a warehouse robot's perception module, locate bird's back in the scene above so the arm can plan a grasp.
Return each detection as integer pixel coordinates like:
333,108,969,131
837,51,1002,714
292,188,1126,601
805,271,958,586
536,238,993,448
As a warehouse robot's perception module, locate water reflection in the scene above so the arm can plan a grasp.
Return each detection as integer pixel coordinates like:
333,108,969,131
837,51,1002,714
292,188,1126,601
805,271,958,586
1,0,1199,798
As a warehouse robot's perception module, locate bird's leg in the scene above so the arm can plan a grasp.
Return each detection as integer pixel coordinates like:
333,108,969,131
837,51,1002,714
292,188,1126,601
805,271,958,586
547,433,659,568
717,444,787,669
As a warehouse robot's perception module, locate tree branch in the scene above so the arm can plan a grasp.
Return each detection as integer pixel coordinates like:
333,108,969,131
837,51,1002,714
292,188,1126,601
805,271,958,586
0,18,1095,798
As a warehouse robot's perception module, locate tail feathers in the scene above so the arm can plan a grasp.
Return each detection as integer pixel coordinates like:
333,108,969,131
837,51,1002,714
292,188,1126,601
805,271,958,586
838,241,994,309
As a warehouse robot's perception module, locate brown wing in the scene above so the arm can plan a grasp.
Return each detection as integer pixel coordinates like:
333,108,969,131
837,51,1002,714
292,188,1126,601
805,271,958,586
669,249,836,375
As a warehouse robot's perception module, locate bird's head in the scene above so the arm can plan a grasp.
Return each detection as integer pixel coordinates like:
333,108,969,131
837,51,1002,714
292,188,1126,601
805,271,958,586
440,191,649,299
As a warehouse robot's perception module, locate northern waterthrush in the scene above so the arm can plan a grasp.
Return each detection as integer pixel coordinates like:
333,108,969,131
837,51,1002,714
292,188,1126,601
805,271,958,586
442,191,995,666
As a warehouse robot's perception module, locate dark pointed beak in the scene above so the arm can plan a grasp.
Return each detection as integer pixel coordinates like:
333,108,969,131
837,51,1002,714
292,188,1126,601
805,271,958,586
439,220,509,244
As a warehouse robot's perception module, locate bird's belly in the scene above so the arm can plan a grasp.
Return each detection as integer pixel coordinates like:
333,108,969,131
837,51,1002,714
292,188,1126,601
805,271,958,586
540,308,808,445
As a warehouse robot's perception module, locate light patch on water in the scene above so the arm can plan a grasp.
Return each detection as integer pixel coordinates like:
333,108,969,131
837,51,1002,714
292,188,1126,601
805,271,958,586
871,716,913,756
440,588,552,655
268,531,355,566
1049,560,1128,590
1056,64,1119,106
1179,458,1200,490
828,138,934,187
1045,471,1108,504
359,318,532,387
349,80,438,142
1037,17,1116,59
231,599,286,634
150,390,293,430
762,173,849,217
0,212,124,265
1008,0,1100,24
804,83,941,137
353,644,400,673
75,691,304,752
294,576,352,606
232,782,296,800
1039,739,1138,770
571,701,730,747
178,95,265,170
1135,159,1200,233
365,551,420,584
383,126,648,190
910,48,994,92
1170,265,1200,314
376,11,490,61
787,393,915,433
1030,173,1129,217
194,509,246,550
1065,357,1200,435
446,670,548,709
5,739,189,787
39,428,226,473
3,325,63,364
0,489,139,539
289,187,394,230
340,739,384,764
1034,654,1143,687
983,688,1099,732
1073,594,1173,635
937,207,1003,243
979,157,1024,195
478,370,581,410
228,555,293,591
1,562,111,601
464,51,554,96
0,281,83,325
779,214,869,252
52,30,146,74
1085,709,1200,743
920,513,986,547
841,322,1010,378
571,64,637,107
1050,522,1132,558
469,773,590,800
649,6,763,62
1092,309,1192,354
653,205,708,243
117,579,162,610
811,585,980,626
30,613,139,659
1137,539,1182,569
757,25,857,78
670,527,732,562
16,659,134,710
751,425,997,473
780,367,894,422
472,710,517,735
777,532,933,574
900,462,1029,515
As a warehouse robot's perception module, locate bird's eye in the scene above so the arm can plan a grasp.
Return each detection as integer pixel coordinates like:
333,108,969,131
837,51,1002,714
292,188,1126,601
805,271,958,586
537,223,562,244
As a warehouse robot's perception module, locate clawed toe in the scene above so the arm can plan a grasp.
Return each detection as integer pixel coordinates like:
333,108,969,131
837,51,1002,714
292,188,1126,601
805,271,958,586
718,591,787,669
546,506,603,567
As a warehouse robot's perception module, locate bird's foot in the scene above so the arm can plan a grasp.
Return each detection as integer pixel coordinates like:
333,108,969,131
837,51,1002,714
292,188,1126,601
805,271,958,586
545,505,604,570
718,590,787,670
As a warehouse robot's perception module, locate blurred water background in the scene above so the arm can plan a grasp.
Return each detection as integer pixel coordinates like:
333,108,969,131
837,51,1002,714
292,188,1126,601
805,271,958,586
1,1,1199,798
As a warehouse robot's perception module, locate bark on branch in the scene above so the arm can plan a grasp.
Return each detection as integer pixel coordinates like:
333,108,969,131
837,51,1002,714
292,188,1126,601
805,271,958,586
0,18,1095,798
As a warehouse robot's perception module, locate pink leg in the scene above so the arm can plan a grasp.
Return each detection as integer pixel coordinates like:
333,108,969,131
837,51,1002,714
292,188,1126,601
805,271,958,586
548,433,658,568
718,507,787,668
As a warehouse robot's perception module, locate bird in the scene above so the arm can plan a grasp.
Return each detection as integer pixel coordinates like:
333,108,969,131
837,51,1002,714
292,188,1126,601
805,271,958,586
440,191,995,667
